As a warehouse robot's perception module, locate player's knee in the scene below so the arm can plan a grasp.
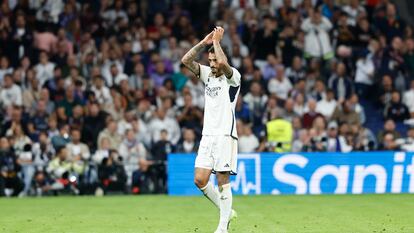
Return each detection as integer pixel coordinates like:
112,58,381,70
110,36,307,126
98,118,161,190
217,172,230,186
194,176,208,189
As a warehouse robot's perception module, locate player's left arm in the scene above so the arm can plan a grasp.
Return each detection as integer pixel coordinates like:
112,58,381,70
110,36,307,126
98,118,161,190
212,27,236,80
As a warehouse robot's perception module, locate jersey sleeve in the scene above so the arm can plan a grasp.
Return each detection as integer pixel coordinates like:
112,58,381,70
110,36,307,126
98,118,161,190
198,64,210,84
227,67,241,87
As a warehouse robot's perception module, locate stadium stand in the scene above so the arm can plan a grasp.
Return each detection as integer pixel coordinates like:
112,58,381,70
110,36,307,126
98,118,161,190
0,0,414,196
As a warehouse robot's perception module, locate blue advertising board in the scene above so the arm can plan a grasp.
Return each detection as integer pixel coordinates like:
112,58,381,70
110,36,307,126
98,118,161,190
168,152,414,195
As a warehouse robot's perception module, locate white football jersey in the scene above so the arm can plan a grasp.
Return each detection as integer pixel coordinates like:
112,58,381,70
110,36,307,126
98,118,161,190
198,64,241,138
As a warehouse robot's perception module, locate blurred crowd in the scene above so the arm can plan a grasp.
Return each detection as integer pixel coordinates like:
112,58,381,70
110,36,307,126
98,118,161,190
1,0,414,197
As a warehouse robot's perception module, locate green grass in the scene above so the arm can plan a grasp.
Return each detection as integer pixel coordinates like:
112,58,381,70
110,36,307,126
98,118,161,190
0,194,413,233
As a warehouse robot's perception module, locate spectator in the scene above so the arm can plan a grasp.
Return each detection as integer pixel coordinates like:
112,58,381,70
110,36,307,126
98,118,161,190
176,128,199,153
302,99,324,129
176,94,203,133
326,121,352,152
377,119,401,144
285,56,306,84
51,124,71,149
267,65,293,100
328,62,353,101
403,80,414,118
238,124,259,153
379,132,400,151
97,119,122,151
316,89,337,120
331,100,361,125
355,50,375,98
281,98,299,122
384,91,410,122
301,8,333,60
66,128,90,167
0,74,23,108
149,108,181,145
118,129,149,186
34,51,55,86
32,132,54,171
0,137,23,196
396,127,414,152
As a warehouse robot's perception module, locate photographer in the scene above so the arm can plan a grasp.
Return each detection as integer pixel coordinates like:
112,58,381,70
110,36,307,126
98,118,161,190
97,150,127,194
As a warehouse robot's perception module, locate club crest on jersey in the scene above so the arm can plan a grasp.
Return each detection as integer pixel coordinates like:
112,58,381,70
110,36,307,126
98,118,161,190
206,86,221,98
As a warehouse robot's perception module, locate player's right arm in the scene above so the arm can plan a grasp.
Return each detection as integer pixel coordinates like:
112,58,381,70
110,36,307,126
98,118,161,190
181,31,214,77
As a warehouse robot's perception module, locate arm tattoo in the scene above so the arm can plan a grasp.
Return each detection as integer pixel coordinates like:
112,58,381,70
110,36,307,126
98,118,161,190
213,41,233,78
181,42,205,76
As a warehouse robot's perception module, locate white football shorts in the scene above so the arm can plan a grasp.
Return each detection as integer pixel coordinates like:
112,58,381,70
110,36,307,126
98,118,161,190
195,135,238,175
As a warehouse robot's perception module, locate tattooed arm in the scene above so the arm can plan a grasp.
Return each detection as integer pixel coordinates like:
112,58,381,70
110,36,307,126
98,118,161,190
181,31,214,76
212,27,233,79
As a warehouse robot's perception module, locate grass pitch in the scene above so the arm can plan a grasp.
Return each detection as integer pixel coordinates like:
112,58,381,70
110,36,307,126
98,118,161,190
0,194,413,233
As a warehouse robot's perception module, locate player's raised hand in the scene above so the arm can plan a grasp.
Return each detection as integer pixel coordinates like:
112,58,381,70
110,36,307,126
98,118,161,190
212,26,224,42
201,31,214,45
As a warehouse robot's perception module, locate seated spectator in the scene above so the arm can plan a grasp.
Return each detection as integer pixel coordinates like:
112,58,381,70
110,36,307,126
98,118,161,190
66,128,90,168
238,124,259,153
0,74,22,108
377,119,402,144
176,128,199,153
379,133,401,151
30,100,50,133
97,119,122,150
176,94,203,133
235,95,251,123
396,127,414,151
348,93,365,121
118,129,148,186
32,132,54,171
384,90,410,122
34,51,55,86
403,80,414,118
280,98,298,122
331,100,361,125
293,92,306,117
267,65,293,100
91,75,113,108
326,121,352,152
302,99,324,129
285,56,306,84
292,129,309,153
57,85,83,118
316,89,337,120
374,74,394,107
148,108,181,145
353,124,377,151
0,137,24,196
0,56,13,82
51,124,71,149
328,62,353,101
244,81,268,126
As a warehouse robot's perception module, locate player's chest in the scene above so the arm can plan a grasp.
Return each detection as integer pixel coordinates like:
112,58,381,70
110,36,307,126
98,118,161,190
204,78,228,99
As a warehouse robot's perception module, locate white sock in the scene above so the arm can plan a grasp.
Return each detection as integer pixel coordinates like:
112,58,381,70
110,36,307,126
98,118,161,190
218,183,232,231
200,182,220,209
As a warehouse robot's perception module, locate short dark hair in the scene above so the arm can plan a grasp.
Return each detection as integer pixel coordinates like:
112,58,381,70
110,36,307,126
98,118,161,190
208,46,215,53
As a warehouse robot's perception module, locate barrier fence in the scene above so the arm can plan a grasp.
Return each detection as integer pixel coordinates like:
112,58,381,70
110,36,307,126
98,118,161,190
168,152,414,195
